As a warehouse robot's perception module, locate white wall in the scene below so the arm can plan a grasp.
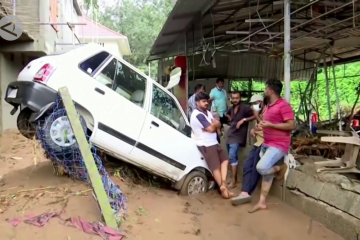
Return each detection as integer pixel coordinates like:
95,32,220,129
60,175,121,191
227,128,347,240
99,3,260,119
81,39,123,58
188,78,230,96
103,41,123,58
0,53,26,131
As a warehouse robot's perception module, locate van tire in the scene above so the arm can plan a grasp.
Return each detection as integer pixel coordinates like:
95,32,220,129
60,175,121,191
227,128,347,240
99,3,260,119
179,171,209,196
42,110,87,156
17,108,36,139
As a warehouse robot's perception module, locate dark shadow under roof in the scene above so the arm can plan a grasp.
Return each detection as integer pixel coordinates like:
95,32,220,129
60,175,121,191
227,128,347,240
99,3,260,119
148,0,360,66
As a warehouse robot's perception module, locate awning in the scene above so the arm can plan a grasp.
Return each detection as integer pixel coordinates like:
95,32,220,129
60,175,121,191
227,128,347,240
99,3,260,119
147,0,216,61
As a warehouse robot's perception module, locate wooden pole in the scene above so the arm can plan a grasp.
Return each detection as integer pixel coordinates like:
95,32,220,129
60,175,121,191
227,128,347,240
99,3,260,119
58,87,118,229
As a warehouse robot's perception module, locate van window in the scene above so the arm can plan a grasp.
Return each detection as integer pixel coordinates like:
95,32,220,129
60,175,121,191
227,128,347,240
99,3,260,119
79,51,110,75
151,84,187,135
112,60,147,107
94,58,117,89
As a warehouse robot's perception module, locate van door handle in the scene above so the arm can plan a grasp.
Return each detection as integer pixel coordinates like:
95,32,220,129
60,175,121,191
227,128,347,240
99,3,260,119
151,121,159,127
95,88,105,95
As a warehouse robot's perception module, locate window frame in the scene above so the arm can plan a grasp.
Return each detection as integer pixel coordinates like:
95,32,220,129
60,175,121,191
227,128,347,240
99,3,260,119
92,56,149,107
78,51,112,77
150,82,190,136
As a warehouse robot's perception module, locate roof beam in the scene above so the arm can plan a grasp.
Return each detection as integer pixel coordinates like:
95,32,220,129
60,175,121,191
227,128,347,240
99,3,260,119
213,3,273,42
172,11,201,20
161,0,221,58
204,1,270,38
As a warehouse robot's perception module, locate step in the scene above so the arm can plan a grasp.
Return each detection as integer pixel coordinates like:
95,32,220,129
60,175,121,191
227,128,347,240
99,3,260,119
271,168,360,239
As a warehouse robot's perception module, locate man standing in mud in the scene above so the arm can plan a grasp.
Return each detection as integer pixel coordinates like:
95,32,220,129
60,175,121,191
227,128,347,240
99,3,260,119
225,91,254,189
249,79,294,213
190,92,233,199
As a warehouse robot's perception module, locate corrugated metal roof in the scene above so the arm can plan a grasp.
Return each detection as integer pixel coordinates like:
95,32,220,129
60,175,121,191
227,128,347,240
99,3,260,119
158,52,314,80
148,0,360,66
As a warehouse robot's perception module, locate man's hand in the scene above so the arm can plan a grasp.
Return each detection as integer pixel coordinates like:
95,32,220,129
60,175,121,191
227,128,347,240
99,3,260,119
212,119,221,128
259,121,273,129
236,119,245,129
226,114,232,122
254,124,263,131
250,128,256,137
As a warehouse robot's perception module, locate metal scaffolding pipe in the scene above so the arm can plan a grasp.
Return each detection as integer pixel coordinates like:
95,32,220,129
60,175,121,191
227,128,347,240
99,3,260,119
232,0,320,46
255,1,356,46
323,54,332,121
283,0,291,102
185,31,189,114
329,46,342,131
289,13,360,43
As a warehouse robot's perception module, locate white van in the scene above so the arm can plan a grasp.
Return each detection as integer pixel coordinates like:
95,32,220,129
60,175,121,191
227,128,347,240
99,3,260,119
4,43,213,195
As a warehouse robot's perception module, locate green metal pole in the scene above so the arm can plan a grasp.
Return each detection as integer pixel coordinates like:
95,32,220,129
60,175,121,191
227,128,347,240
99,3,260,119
59,87,118,229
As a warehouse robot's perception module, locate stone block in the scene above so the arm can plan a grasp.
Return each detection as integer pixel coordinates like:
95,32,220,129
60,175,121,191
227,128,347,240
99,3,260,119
284,189,305,213
284,188,360,240
296,171,324,199
318,183,356,215
285,169,300,189
269,179,283,199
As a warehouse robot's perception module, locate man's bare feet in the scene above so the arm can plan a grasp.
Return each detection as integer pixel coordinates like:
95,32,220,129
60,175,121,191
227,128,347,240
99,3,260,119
275,163,288,180
248,203,267,213
220,185,235,199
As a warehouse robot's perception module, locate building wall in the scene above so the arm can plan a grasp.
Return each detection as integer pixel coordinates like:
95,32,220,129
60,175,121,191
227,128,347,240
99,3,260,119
39,0,80,53
103,41,123,58
0,53,26,131
188,78,230,96
81,39,123,58
1,0,40,37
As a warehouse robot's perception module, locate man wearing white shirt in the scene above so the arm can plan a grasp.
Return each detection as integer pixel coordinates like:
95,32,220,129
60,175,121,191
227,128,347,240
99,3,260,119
190,91,234,199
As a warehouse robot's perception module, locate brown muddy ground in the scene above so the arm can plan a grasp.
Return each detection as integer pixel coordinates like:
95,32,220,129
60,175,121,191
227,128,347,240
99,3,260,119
0,130,343,240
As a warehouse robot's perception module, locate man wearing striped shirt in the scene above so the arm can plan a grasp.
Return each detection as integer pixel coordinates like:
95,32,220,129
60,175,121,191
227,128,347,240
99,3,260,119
188,84,204,119
249,79,295,213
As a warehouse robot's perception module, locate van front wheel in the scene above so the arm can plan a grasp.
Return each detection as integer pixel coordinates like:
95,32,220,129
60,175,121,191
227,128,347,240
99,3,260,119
179,171,208,196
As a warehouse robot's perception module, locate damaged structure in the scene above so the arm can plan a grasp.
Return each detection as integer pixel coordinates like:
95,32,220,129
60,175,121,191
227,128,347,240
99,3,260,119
0,0,131,132
148,0,360,238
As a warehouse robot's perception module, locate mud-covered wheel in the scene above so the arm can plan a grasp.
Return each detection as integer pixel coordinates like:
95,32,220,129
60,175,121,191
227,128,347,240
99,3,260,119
17,108,36,139
179,171,209,196
42,109,87,155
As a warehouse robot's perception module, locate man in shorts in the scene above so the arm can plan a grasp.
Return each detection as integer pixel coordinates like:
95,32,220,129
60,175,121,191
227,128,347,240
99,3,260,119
190,92,233,199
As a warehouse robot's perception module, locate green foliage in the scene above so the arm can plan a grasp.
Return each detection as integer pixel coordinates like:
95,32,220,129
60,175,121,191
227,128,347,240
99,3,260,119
95,0,175,78
230,62,360,121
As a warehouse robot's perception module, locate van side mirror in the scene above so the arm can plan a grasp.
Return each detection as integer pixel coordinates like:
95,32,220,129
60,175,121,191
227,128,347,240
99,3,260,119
183,125,192,137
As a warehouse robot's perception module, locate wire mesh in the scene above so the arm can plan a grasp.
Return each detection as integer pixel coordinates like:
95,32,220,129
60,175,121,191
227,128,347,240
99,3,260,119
36,94,127,223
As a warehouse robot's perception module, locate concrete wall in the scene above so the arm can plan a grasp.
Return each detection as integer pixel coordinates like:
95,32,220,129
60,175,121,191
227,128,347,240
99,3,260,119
103,41,123,59
39,0,80,53
80,39,124,59
2,0,40,37
188,78,230,96
269,168,360,240
0,53,26,131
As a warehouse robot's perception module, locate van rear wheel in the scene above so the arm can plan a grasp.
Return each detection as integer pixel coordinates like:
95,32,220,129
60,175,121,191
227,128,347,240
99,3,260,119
179,171,209,196
17,108,36,139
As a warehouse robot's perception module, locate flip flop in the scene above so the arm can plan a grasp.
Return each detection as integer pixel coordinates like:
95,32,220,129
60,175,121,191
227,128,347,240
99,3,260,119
231,195,252,206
